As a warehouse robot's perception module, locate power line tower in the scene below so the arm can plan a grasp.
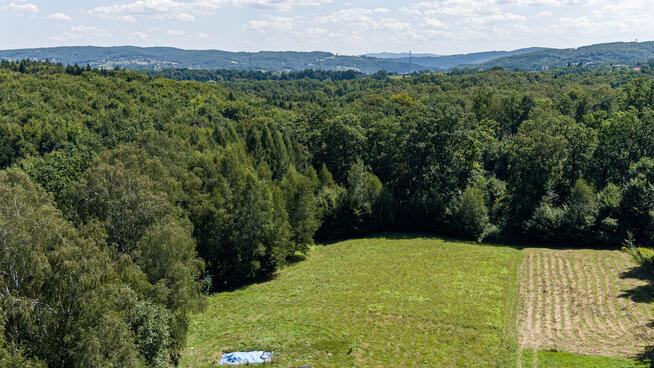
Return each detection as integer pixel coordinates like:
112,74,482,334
409,50,413,75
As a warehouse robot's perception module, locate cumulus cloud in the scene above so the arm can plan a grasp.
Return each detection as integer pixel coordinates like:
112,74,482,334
63,25,112,40
375,18,411,31
423,17,447,29
88,0,333,22
243,15,297,33
70,25,100,33
317,8,374,25
5,2,38,14
130,31,148,40
48,12,72,21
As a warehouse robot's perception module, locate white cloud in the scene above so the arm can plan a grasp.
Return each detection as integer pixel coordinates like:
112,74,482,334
317,8,373,24
70,25,99,33
88,0,333,22
5,2,38,14
116,15,137,22
399,6,422,16
165,29,212,39
375,18,411,31
167,29,187,36
173,12,195,21
63,25,112,40
470,13,527,25
151,12,196,21
423,17,447,29
305,26,328,36
48,12,72,21
511,0,602,6
243,15,297,33
131,31,148,40
316,8,420,33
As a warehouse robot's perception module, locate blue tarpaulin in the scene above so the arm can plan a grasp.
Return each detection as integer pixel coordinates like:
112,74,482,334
218,351,273,365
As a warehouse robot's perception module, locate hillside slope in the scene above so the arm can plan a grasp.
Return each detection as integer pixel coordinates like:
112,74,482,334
181,235,650,367
476,42,654,70
0,46,416,73
182,235,521,367
2,42,653,73
389,47,549,70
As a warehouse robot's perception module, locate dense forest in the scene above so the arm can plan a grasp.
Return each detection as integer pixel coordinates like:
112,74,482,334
2,59,654,367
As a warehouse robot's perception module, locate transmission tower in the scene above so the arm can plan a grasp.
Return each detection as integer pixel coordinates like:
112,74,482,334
409,50,412,75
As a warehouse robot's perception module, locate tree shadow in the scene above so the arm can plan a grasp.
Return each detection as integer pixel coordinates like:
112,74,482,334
620,262,654,367
635,345,653,367
619,263,654,303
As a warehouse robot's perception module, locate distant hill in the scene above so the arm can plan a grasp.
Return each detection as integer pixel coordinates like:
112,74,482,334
475,42,654,70
365,52,441,59
0,46,417,73
376,48,550,70
1,42,653,73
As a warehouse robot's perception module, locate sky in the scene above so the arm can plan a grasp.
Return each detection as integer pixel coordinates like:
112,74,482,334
0,0,653,55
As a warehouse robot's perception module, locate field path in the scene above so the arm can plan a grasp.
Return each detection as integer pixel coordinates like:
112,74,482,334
517,248,654,358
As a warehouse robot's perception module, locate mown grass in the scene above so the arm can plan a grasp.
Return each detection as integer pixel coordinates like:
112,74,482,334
181,234,651,367
519,350,649,368
181,235,519,367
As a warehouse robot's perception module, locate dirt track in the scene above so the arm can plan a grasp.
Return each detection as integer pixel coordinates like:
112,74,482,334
517,248,654,357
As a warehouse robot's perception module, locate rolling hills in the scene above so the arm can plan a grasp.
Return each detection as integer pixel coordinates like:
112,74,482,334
378,47,550,71
0,46,415,73
474,42,654,70
1,41,653,73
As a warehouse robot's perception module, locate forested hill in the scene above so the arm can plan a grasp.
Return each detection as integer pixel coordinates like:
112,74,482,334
2,42,653,73
0,46,416,73
475,41,654,70
378,47,550,70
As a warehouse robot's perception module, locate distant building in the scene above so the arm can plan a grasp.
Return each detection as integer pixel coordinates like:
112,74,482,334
633,67,642,72
541,65,550,71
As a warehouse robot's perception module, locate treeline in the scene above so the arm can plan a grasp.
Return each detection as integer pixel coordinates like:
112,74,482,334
2,60,654,367
140,68,365,82
294,73,654,246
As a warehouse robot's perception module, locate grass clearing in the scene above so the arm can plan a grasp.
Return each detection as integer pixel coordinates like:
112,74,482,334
181,235,519,367
181,235,652,367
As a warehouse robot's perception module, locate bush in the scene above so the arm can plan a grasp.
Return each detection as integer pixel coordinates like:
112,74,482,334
455,185,490,242
128,302,173,368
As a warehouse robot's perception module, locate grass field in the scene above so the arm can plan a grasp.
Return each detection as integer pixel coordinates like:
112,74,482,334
181,235,652,367
517,248,654,358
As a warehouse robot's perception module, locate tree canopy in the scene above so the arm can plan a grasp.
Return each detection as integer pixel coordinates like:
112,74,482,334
2,60,654,367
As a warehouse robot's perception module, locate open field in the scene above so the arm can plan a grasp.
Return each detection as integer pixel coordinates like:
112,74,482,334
181,235,652,367
517,248,654,358
181,235,520,367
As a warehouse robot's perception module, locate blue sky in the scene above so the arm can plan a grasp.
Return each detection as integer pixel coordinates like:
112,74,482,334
0,0,652,55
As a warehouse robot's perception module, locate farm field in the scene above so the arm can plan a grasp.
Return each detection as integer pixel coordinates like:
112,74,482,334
516,248,654,358
181,235,652,367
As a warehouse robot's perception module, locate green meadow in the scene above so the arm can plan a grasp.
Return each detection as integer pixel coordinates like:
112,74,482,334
181,235,650,367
